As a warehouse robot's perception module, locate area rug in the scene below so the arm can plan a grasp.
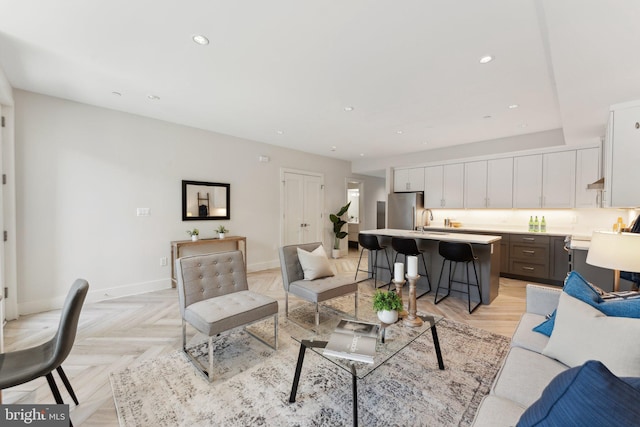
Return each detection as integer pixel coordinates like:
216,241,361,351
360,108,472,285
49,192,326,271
110,314,510,427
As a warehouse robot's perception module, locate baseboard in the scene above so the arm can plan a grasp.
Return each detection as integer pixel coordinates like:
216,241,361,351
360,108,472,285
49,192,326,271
18,278,172,316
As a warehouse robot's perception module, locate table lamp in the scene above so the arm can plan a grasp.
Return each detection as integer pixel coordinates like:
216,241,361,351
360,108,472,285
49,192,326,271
586,231,640,292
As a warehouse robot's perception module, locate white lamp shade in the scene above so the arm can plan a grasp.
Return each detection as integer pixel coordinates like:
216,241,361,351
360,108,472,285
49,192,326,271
586,231,640,273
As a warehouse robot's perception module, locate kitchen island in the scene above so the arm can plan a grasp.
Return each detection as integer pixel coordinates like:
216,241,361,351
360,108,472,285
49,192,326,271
360,229,502,305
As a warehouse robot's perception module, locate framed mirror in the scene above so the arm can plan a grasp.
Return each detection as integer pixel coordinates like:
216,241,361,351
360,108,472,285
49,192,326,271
182,180,230,221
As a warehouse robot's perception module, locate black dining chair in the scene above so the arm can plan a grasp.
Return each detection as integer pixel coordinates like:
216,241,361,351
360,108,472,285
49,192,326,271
391,237,432,297
434,241,482,313
0,279,89,424
354,233,392,288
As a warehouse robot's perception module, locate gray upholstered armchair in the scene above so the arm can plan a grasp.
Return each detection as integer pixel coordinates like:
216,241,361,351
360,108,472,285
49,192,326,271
279,242,358,327
176,250,278,381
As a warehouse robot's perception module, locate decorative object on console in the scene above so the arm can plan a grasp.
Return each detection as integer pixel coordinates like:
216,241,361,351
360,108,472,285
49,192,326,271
329,201,351,258
186,228,199,241
586,230,640,291
215,225,229,239
372,290,402,324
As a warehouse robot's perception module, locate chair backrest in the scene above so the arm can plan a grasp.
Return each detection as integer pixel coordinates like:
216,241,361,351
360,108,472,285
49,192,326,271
175,250,248,316
278,242,323,291
358,234,384,251
51,279,90,368
438,241,475,262
391,237,420,256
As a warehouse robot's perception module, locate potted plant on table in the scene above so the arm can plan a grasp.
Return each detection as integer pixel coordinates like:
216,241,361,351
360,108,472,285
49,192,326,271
373,290,403,324
186,228,199,241
329,201,351,258
215,225,229,239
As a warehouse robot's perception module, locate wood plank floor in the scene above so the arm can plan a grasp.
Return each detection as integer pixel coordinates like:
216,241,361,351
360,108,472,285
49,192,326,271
2,249,542,426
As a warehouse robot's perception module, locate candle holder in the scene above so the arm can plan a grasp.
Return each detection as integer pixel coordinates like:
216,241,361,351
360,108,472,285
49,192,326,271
403,274,424,327
392,279,408,318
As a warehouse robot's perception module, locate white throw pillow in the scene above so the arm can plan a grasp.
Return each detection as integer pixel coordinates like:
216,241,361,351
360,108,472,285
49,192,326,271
542,292,640,377
296,245,335,280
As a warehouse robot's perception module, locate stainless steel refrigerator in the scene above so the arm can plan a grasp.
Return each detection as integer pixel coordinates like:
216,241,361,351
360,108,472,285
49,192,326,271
387,192,424,230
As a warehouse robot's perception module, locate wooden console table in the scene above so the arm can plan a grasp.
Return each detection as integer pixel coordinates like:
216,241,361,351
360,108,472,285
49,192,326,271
170,236,247,287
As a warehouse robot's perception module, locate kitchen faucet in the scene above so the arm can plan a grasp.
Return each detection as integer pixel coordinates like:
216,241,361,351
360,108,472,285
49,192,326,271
420,208,433,232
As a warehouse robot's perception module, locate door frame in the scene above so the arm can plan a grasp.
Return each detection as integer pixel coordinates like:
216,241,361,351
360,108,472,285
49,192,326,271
279,168,325,247
345,178,365,254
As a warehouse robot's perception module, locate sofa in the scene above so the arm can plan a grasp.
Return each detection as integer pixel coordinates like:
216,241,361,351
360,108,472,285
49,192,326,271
472,277,640,426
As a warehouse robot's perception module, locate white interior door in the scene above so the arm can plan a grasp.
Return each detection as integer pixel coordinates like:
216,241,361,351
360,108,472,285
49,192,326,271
282,170,324,246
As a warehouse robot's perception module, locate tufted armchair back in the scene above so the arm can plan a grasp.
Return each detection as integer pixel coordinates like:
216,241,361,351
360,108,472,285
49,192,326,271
278,242,323,291
175,250,248,316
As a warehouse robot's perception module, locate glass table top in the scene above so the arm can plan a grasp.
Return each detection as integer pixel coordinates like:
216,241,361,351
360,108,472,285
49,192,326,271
289,307,443,379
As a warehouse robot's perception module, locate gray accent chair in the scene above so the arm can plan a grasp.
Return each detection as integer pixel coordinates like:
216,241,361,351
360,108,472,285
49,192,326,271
279,242,358,327
176,250,278,382
0,279,89,425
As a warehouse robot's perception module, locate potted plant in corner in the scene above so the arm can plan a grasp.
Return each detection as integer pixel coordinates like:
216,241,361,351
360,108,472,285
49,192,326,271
215,225,229,239
187,228,199,241
372,290,403,324
329,201,351,258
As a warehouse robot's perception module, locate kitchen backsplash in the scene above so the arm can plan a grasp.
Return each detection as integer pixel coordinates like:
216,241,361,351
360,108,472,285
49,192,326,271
428,208,639,236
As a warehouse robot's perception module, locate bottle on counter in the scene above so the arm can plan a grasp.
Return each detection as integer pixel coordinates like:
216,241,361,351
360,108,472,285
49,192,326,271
534,216,540,232
529,216,534,232
613,216,624,232
540,216,546,233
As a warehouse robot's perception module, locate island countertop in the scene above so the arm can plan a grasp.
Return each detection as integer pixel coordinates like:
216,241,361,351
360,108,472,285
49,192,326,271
360,228,502,245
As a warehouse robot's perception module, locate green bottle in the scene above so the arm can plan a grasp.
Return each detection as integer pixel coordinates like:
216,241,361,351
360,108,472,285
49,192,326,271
541,216,547,233
534,216,540,232
529,216,534,232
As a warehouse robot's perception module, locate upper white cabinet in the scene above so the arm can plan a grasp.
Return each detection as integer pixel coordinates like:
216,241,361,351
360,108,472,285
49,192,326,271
425,164,463,208
465,158,513,208
575,147,601,208
393,167,425,192
514,151,576,208
605,102,640,207
513,155,543,207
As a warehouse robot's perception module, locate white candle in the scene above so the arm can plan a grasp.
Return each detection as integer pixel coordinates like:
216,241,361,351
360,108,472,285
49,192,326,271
407,256,418,277
394,262,404,282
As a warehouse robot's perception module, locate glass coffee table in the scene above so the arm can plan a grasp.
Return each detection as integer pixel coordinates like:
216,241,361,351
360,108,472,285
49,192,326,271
288,311,445,427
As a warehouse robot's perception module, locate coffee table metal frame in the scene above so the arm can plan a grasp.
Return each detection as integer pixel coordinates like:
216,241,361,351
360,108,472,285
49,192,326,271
288,314,445,427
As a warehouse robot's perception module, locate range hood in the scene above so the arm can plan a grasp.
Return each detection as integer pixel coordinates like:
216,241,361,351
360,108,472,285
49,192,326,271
587,177,604,190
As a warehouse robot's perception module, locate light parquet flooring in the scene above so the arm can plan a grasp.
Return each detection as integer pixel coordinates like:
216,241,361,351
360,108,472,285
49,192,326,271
2,249,549,426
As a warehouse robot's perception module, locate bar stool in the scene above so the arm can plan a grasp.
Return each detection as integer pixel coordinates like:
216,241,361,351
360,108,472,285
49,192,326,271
354,233,392,288
434,241,482,313
391,237,431,296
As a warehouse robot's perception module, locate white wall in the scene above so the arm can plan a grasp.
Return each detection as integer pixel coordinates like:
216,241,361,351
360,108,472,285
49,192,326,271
14,90,385,314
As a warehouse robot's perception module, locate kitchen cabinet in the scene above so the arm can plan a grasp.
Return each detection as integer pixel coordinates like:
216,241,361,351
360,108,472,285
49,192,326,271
393,167,424,192
509,234,550,280
549,236,570,283
425,164,463,208
513,151,575,208
605,101,640,207
575,147,601,208
465,158,513,208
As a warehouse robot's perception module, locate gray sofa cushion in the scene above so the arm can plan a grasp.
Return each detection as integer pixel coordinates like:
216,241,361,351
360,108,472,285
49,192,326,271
184,290,278,336
511,312,549,354
471,395,526,427
288,272,358,303
492,347,568,407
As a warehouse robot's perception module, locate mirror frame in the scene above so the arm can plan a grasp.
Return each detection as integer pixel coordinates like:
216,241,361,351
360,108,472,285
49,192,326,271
182,180,231,221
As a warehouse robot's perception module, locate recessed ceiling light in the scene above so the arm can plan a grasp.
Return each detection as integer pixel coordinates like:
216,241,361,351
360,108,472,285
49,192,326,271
423,141,429,145
519,123,528,128
192,34,209,45
396,130,403,134
359,153,365,157
344,106,354,112
508,104,519,109
112,91,121,96
479,55,494,64
276,130,284,135
483,115,492,119
330,146,337,151
147,94,160,100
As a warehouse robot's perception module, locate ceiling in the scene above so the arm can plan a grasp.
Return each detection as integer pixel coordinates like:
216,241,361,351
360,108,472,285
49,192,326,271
1,1,639,163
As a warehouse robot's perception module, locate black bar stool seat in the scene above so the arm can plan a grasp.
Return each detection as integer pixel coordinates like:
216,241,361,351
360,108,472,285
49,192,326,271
434,241,482,313
390,237,431,296
354,233,392,288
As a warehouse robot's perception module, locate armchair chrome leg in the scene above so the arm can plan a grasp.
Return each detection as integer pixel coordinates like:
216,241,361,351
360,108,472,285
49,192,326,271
182,320,187,349
355,290,359,319
274,313,279,350
285,293,289,318
315,303,320,327
208,336,214,382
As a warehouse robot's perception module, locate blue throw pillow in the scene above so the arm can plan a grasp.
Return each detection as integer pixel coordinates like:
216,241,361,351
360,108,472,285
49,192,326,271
517,360,640,427
533,271,640,336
